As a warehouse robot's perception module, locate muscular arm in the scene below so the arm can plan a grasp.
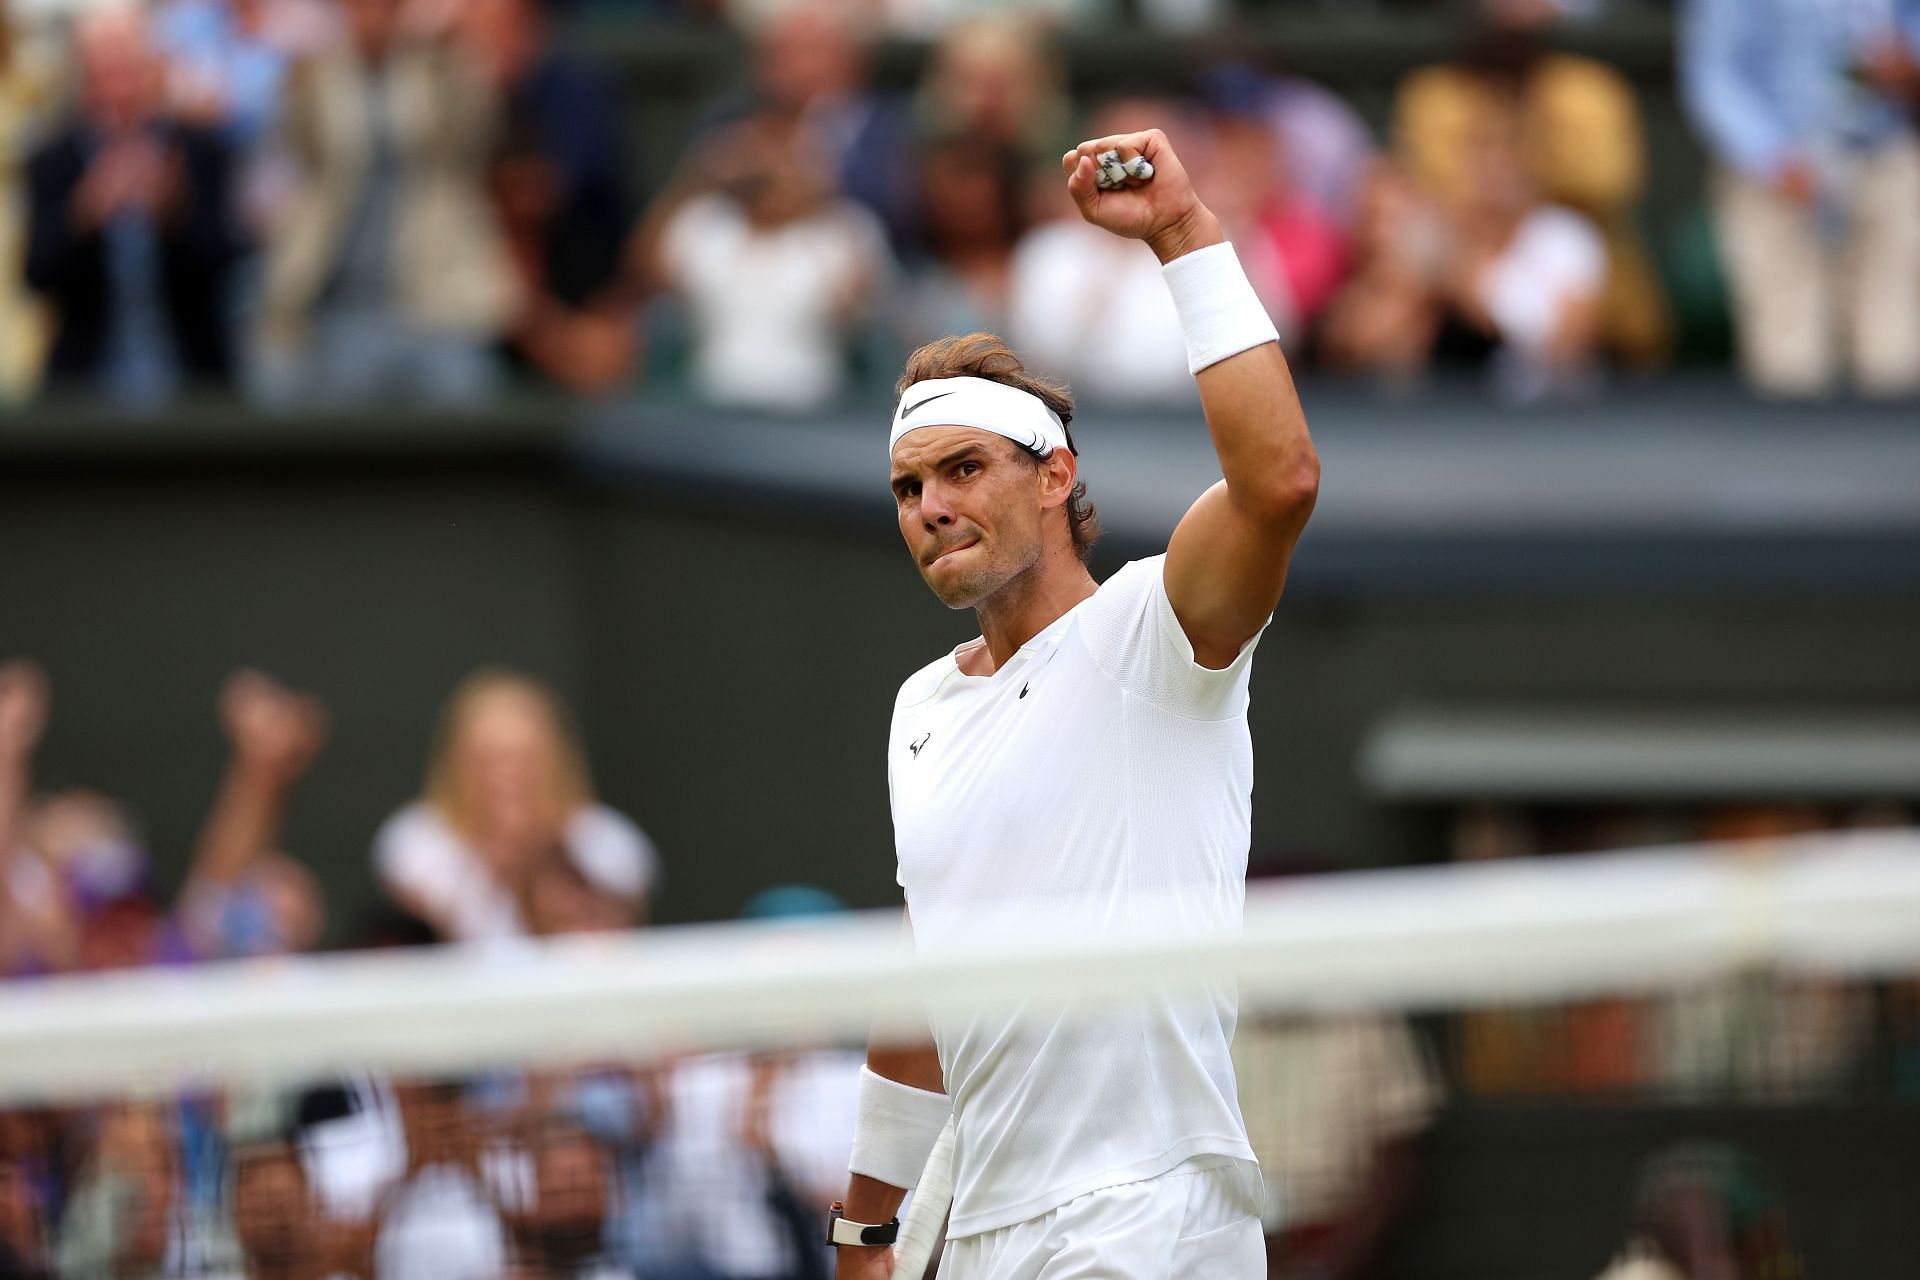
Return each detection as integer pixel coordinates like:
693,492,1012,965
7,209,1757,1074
1063,131,1320,670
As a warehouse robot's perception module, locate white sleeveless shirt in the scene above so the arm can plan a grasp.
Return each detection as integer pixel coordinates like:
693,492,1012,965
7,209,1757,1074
888,556,1262,1238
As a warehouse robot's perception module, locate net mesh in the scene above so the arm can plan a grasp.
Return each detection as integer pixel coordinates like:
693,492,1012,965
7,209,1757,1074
4,828,1918,1279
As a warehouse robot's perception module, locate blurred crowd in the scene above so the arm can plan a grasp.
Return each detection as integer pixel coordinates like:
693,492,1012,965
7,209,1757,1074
0,656,872,1280
0,646,1914,1279
0,0,1911,412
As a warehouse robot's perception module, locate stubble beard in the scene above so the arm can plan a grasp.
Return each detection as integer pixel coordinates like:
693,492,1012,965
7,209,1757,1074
923,531,1041,611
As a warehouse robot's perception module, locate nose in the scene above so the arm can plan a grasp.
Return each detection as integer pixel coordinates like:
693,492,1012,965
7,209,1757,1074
919,479,957,529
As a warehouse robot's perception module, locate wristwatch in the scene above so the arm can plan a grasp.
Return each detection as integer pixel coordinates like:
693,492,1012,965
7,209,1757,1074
826,1202,900,1247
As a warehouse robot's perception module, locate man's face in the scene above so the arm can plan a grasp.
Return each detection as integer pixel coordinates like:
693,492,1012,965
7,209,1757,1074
78,11,162,130
233,1153,306,1264
890,426,1059,609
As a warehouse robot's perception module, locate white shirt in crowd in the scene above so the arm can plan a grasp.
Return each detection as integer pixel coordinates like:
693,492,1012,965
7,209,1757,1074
1006,220,1198,406
643,1050,863,1279
1232,1014,1440,1230
889,556,1264,1238
372,801,658,942
658,193,890,410
1479,205,1608,359
372,1163,509,1280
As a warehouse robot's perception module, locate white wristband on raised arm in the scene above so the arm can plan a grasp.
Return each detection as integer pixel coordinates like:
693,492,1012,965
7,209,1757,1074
1161,241,1280,375
848,1066,951,1190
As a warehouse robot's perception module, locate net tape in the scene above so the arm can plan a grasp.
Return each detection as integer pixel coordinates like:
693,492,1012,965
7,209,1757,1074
3,829,1917,1104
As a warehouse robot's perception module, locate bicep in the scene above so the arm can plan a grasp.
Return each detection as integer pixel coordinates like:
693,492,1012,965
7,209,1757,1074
1164,481,1308,670
1162,340,1318,669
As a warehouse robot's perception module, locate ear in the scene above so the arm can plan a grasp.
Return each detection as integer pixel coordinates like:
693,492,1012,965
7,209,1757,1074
1036,449,1077,511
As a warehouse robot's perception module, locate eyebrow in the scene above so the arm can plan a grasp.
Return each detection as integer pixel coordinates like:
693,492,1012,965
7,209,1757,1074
891,444,990,490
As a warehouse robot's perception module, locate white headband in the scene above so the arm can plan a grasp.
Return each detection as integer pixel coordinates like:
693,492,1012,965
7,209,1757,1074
888,377,1070,460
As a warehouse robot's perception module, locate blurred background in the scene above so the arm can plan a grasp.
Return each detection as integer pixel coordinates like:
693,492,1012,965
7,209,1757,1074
1,0,1919,1275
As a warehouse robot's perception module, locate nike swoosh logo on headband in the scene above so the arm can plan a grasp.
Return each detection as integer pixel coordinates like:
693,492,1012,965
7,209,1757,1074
901,391,957,420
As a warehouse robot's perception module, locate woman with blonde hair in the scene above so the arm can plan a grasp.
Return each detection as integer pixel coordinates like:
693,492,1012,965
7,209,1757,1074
372,669,655,942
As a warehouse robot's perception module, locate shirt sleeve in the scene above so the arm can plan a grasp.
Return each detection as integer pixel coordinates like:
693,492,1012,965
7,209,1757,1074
657,195,729,295
566,805,659,900
1679,0,1795,179
372,803,471,919
1074,555,1267,721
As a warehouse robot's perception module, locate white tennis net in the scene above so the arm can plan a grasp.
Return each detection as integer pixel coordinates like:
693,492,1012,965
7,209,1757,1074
5,828,1918,1279
4,828,1919,1103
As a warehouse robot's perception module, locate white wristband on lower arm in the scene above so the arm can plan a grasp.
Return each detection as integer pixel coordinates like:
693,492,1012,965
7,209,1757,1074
1161,241,1280,375
848,1066,951,1190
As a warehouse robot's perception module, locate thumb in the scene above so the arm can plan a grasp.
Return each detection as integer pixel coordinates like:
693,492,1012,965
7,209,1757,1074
1065,154,1099,205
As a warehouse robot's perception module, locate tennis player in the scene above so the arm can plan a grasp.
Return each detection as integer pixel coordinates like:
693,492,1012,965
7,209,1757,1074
830,129,1320,1280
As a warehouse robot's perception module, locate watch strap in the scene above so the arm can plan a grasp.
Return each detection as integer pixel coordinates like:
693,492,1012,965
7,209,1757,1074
827,1204,900,1247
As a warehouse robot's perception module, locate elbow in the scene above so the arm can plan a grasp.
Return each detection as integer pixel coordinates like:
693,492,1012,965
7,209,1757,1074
1248,449,1320,524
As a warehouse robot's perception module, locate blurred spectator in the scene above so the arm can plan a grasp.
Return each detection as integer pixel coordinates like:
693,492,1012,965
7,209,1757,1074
374,1080,511,1280
1234,1014,1440,1280
54,1101,240,1279
230,1139,350,1280
176,668,330,961
716,1,915,250
891,132,1025,349
1591,1144,1802,1280
0,6,61,403
0,1155,49,1278
1652,805,1873,1102
913,15,1068,170
625,888,857,1280
1681,0,1920,397
1195,70,1350,354
373,670,656,944
0,655,165,974
463,0,638,395
642,1049,857,1280
151,0,338,148
634,108,890,409
1190,60,1373,233
1437,100,1609,402
1397,0,1670,368
1317,163,1447,387
1005,99,1202,403
509,1121,630,1279
0,662,327,976
252,0,515,406
24,3,242,407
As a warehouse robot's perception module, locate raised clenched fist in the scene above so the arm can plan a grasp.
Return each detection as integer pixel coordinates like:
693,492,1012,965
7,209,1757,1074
1060,128,1223,265
219,669,329,785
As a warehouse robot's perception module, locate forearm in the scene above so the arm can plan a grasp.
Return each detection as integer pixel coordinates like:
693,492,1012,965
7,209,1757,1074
841,1170,908,1225
1151,209,1318,519
842,1040,945,1219
189,762,288,887
0,747,29,857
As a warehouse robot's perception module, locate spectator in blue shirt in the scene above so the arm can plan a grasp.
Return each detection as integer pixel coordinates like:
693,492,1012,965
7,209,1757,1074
1681,0,1920,396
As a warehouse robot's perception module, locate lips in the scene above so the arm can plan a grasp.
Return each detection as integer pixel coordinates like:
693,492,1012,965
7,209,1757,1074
927,538,978,566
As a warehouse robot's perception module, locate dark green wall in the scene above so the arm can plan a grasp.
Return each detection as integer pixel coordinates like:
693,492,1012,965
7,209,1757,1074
6,424,1919,934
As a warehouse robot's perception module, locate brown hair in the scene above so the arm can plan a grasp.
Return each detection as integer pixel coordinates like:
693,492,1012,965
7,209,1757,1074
897,333,1102,561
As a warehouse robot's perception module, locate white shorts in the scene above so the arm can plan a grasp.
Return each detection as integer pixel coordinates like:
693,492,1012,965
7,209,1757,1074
939,1159,1265,1280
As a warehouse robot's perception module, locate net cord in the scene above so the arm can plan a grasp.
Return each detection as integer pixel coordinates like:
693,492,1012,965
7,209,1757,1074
1,830,1916,1104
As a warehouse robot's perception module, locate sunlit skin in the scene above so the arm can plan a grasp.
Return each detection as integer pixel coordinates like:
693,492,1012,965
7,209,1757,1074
889,427,1095,675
